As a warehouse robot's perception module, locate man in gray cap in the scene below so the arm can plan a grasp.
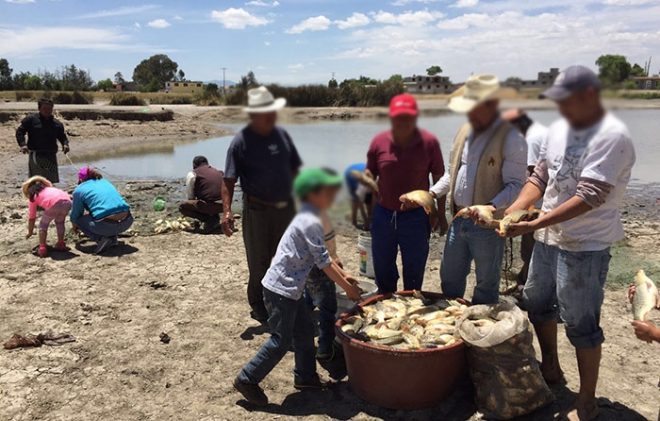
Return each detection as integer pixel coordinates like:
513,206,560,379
501,65,636,421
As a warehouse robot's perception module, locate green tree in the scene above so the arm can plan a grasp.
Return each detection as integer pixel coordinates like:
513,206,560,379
23,74,43,90
177,69,186,81
622,80,638,90
97,78,114,91
595,54,631,86
426,65,442,76
505,76,522,85
388,74,404,83
630,63,647,78
0,58,13,90
114,71,125,84
205,83,219,93
328,78,338,89
246,70,258,87
132,54,179,87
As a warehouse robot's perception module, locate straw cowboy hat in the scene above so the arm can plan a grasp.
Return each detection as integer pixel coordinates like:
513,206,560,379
243,86,287,114
448,74,516,113
22,176,52,198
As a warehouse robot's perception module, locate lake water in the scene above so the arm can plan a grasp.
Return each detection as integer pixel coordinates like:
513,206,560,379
75,110,660,185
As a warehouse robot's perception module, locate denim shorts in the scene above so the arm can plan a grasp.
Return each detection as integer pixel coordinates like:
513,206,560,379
523,242,611,349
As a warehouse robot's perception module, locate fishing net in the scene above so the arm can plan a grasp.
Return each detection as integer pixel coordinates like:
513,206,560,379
456,303,553,420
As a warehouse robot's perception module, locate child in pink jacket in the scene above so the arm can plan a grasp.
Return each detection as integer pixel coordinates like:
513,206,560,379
22,176,72,257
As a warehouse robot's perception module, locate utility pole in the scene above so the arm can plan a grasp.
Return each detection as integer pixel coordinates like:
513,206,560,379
331,71,336,80
222,67,227,95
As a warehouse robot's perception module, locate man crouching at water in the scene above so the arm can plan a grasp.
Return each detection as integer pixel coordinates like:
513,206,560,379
179,156,226,233
221,86,302,323
502,66,636,421
233,169,362,406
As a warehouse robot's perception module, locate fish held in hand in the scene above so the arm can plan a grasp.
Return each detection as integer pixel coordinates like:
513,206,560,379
349,170,379,193
632,269,660,321
452,205,498,228
499,207,544,236
399,190,437,216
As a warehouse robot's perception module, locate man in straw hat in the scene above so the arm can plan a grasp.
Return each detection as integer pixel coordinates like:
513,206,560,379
430,74,527,304
221,86,302,322
16,98,70,184
501,65,635,421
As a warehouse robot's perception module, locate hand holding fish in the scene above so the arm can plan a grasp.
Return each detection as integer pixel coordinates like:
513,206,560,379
497,220,536,238
345,282,363,303
467,205,497,227
631,321,660,344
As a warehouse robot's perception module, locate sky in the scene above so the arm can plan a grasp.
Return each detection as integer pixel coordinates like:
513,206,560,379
1,0,659,86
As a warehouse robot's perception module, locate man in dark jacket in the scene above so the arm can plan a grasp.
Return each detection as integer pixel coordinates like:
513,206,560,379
16,98,70,183
179,156,227,233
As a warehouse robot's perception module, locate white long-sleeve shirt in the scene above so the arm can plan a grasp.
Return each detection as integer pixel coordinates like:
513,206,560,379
185,171,196,200
430,118,528,209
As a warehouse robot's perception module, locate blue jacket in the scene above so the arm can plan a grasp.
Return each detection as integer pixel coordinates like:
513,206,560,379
71,179,130,223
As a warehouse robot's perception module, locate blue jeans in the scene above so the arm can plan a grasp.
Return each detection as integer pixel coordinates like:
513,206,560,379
238,288,317,384
440,218,505,304
370,204,431,294
305,267,337,354
523,242,611,349
76,214,134,242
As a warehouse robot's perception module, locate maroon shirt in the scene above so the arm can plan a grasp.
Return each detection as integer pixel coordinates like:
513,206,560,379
367,128,445,212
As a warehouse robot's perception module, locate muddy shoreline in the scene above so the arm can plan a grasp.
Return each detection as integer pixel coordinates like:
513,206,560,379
1,104,659,420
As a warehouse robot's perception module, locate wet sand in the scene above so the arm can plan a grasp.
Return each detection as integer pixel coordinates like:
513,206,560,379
0,102,659,421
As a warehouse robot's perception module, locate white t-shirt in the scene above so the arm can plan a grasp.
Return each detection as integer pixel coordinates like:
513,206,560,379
535,113,636,252
526,122,548,208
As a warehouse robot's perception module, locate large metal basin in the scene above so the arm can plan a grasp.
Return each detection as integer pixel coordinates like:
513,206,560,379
335,291,468,410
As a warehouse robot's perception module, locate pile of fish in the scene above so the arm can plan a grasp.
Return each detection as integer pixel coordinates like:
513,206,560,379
340,291,467,350
632,269,659,321
454,205,544,236
154,217,193,234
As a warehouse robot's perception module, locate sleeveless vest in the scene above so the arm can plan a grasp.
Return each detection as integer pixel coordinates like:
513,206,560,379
193,165,224,202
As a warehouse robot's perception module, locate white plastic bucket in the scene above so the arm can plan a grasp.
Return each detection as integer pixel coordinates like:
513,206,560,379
336,279,378,316
358,233,375,279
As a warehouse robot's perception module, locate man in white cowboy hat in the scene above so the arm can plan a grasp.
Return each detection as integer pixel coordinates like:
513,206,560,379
221,86,302,322
430,74,527,304
502,65,635,421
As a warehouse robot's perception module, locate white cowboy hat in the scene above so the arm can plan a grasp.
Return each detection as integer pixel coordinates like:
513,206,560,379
448,74,517,113
243,86,287,114
22,176,52,198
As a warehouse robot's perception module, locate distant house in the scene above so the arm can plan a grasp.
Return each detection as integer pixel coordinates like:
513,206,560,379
165,81,205,95
631,76,660,90
113,81,138,92
506,68,560,89
404,74,456,94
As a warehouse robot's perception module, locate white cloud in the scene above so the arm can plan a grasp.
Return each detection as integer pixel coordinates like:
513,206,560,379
452,0,479,7
245,0,280,6
5,0,35,3
264,41,271,46
173,15,183,20
602,0,657,4
0,26,173,57
286,15,331,34
391,0,443,5
147,19,171,29
76,5,159,19
288,63,304,70
335,13,370,29
371,10,445,26
211,8,270,29
134,22,141,29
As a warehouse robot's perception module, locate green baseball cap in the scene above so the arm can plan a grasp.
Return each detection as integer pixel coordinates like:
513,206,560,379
294,168,343,198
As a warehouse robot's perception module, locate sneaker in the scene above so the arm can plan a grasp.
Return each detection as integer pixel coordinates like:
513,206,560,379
233,377,268,406
294,374,329,390
202,216,220,234
55,241,67,251
94,237,112,255
316,342,343,362
38,245,48,258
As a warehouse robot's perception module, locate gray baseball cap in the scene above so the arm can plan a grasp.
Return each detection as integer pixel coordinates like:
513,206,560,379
539,65,601,101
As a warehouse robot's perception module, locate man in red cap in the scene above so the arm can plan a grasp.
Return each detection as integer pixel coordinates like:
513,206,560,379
363,94,445,293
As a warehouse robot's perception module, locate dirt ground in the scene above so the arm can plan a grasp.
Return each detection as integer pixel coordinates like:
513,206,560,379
1,102,660,421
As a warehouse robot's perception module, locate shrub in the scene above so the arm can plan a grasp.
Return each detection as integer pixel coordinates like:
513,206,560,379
109,93,146,106
148,94,193,105
15,91,36,101
225,89,247,106
51,91,93,105
622,92,660,100
622,81,638,90
194,91,221,106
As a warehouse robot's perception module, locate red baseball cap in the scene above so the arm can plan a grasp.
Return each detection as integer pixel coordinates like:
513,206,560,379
389,94,418,117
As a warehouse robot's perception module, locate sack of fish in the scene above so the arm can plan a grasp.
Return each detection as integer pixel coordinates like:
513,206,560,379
456,303,554,420
339,291,467,350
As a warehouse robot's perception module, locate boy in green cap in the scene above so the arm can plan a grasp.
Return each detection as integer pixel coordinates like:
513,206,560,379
234,168,363,406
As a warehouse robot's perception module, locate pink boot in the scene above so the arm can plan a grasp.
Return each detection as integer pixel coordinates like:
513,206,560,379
56,240,66,251
38,244,48,257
